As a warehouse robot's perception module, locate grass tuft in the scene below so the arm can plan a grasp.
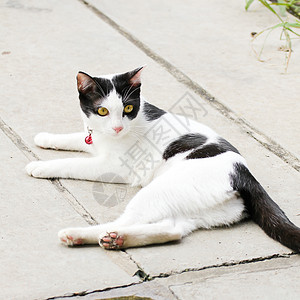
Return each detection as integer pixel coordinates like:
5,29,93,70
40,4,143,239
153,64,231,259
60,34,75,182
245,0,300,72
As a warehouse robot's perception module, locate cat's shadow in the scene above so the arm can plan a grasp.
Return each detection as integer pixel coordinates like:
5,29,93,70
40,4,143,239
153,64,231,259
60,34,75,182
126,218,252,250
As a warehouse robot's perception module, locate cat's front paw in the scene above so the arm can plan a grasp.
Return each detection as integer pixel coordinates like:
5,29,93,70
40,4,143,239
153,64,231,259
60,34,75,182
34,132,56,149
58,228,84,246
25,161,58,178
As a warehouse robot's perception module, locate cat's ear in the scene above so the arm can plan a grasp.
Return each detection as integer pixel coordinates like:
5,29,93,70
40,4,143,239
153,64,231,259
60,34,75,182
77,72,97,94
128,66,146,86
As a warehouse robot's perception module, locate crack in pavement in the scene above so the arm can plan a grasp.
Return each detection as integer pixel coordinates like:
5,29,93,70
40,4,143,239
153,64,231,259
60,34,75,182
78,0,300,173
44,253,296,299
125,250,150,281
45,282,142,300
147,252,295,280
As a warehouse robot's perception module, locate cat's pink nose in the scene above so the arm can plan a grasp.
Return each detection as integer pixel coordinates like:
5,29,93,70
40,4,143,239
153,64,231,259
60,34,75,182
114,126,123,134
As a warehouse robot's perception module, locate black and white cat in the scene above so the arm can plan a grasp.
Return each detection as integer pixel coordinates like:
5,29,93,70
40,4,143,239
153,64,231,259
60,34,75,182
26,67,300,252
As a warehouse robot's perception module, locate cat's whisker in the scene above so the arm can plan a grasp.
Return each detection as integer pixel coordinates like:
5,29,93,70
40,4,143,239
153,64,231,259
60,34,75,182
123,84,135,103
121,85,129,96
94,82,106,98
123,97,140,104
123,86,140,103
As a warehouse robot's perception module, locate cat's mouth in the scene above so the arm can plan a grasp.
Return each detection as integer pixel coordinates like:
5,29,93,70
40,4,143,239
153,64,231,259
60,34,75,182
109,127,127,138
113,126,124,135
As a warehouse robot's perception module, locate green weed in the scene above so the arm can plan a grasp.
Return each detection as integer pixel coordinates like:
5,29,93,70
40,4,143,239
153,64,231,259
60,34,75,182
245,0,300,72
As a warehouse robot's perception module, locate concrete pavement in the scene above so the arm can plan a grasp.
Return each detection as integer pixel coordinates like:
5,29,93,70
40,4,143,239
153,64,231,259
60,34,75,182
1,0,299,299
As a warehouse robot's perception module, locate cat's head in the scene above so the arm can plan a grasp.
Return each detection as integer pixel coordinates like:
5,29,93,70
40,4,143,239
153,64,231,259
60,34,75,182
77,66,145,138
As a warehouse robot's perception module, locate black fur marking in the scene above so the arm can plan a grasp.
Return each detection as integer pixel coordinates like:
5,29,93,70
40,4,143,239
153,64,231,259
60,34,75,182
186,138,239,160
112,74,141,120
230,163,300,252
218,138,240,154
79,77,113,117
186,143,225,159
143,102,166,121
163,134,207,160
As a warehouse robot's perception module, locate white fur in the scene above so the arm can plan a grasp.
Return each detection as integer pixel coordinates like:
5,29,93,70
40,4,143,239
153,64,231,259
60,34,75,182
26,77,247,249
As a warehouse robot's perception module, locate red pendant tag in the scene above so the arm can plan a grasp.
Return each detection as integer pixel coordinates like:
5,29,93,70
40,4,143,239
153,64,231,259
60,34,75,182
85,134,93,145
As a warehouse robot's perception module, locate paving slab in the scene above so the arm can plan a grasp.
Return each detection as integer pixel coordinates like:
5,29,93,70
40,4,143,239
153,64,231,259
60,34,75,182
87,0,300,161
0,130,138,299
1,0,300,294
161,255,300,300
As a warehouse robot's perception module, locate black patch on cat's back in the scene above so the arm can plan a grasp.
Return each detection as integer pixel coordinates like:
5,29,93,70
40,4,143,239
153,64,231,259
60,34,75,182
163,134,207,160
218,138,240,154
186,138,240,160
143,102,166,121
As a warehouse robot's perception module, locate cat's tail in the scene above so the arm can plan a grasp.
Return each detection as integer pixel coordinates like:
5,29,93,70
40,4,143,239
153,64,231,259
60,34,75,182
231,162,300,253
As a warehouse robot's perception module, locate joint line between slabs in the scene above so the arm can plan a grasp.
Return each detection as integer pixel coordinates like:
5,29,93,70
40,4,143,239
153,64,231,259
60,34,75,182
0,116,97,225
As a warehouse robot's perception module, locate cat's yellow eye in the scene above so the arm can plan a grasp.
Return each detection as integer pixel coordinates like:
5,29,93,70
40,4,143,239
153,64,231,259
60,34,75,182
124,105,133,113
98,107,109,116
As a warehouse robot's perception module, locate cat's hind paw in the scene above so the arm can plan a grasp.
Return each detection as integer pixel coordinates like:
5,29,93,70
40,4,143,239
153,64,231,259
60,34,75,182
99,232,124,250
58,229,84,246
34,132,56,149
